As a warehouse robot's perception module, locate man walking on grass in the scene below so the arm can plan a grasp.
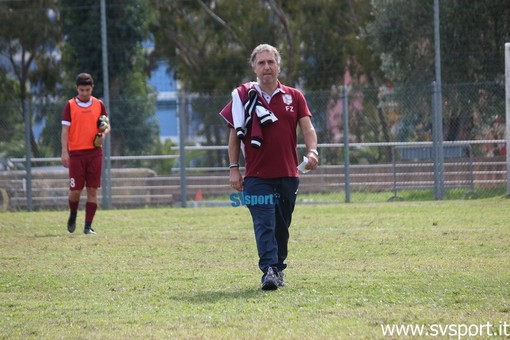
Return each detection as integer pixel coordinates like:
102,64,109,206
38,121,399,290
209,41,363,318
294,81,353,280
221,44,319,290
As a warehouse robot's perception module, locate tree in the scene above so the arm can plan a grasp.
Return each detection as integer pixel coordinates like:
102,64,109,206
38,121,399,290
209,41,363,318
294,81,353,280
440,0,509,83
149,0,378,158
56,0,158,157
0,0,61,158
150,0,284,166
150,0,377,91
367,0,509,83
366,0,509,143
294,0,377,90
0,70,23,159
150,0,281,94
287,0,382,159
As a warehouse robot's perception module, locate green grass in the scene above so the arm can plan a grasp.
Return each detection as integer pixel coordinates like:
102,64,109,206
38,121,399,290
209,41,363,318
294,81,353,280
1,198,509,339
210,187,508,204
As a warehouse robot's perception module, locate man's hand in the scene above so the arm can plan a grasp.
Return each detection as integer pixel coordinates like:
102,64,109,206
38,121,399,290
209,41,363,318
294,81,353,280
229,168,243,192
93,133,104,148
61,153,70,168
305,151,319,170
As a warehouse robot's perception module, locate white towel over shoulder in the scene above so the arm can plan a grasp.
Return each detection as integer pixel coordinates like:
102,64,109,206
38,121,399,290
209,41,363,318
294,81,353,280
232,83,278,139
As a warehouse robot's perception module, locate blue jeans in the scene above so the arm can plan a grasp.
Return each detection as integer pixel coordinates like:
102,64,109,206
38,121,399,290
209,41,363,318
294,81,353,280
243,177,299,273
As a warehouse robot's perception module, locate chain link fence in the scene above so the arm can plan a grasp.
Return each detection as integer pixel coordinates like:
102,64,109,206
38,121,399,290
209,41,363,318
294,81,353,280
1,1,508,210
0,81,507,210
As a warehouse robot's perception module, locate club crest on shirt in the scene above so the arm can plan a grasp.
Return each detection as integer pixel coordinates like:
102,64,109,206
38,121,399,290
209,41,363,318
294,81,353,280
283,94,293,105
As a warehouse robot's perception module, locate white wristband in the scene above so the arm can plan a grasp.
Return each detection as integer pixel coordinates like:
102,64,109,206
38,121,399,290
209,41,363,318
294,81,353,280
308,149,319,157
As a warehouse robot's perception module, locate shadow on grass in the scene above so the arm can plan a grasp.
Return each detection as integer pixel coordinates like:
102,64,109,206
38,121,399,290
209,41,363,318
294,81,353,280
169,287,265,304
31,232,66,238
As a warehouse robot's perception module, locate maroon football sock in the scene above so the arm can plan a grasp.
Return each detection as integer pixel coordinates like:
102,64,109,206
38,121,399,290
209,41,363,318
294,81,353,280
85,202,97,224
69,199,79,213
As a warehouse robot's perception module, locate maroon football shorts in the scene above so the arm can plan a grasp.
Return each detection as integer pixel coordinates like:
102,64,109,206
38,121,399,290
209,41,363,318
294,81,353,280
68,148,103,191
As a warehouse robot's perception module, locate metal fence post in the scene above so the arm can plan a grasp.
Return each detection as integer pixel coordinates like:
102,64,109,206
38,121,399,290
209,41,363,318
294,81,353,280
432,81,445,200
178,90,187,208
23,99,33,211
100,0,112,209
433,0,445,200
342,86,351,203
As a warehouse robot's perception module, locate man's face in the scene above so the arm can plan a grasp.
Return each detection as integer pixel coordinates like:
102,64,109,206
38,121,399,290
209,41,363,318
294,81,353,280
253,51,280,86
76,85,93,102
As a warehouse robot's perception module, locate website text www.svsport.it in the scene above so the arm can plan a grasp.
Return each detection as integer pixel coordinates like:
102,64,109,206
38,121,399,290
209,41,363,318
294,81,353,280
381,321,510,338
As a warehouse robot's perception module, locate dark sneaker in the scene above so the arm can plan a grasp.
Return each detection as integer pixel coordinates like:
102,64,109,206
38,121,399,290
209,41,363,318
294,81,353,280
261,267,278,291
67,216,76,233
276,270,287,287
84,227,96,235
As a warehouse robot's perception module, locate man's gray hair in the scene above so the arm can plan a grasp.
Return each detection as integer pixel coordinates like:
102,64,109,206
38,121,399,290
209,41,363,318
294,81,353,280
250,44,281,67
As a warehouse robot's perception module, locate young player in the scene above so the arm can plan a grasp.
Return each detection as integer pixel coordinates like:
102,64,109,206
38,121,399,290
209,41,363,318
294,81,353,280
61,73,110,234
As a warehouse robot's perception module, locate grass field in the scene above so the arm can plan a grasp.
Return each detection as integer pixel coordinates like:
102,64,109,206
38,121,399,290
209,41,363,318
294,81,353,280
1,198,509,339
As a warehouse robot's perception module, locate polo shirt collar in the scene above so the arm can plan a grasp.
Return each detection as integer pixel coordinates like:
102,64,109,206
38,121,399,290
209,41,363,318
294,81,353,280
253,80,285,99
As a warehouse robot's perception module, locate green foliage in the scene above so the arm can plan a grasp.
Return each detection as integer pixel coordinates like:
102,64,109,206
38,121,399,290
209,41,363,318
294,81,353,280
296,0,377,90
0,199,509,338
151,0,376,92
0,0,61,158
148,139,177,175
151,0,280,94
36,101,65,157
59,0,158,157
392,83,433,142
108,72,159,156
1,0,508,161
0,0,61,88
0,74,24,157
442,82,505,142
190,93,231,159
367,0,510,83
440,0,510,83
